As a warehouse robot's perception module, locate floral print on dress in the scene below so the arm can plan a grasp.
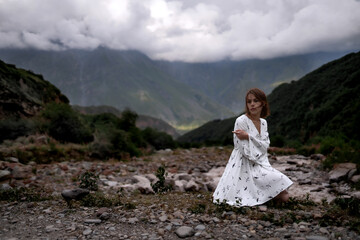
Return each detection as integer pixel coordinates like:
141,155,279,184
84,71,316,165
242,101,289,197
213,114,293,207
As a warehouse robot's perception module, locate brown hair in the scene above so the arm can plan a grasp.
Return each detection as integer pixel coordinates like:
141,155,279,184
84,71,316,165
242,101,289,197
245,88,270,118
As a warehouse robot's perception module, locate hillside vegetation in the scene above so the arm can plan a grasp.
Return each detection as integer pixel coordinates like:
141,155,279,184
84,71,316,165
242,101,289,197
178,51,360,164
0,61,178,161
0,48,233,129
0,48,350,130
0,60,68,119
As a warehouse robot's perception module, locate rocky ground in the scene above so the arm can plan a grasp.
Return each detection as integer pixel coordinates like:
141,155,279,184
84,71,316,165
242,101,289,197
1,146,360,240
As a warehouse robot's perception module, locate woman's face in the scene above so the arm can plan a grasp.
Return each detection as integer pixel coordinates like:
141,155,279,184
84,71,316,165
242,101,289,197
247,93,263,116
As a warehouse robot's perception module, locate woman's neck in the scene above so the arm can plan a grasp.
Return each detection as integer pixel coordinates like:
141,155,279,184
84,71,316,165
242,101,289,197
247,113,261,121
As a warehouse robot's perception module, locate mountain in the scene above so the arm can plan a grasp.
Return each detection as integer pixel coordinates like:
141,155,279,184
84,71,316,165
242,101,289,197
0,47,353,130
0,48,233,129
178,51,360,144
72,105,180,138
0,59,68,119
156,51,352,112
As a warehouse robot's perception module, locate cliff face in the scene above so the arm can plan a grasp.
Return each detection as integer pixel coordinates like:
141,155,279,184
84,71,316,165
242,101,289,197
0,60,68,119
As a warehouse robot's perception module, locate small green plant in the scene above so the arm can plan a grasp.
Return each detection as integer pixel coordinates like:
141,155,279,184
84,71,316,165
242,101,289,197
0,187,51,202
79,171,99,191
151,165,172,193
188,203,206,214
80,191,121,207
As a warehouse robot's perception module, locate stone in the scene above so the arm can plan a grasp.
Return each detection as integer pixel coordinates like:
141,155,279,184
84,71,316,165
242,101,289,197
83,228,92,235
175,226,195,238
159,215,168,222
305,236,329,240
61,188,90,206
258,205,267,212
347,169,357,179
195,224,206,231
0,170,11,181
350,175,360,183
5,157,19,163
11,166,31,179
329,163,356,183
310,154,325,161
0,183,12,191
128,217,139,224
173,180,186,192
84,219,102,224
184,179,199,192
132,175,154,194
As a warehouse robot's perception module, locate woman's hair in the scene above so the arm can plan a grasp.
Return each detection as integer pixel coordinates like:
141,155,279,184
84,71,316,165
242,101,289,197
245,88,270,118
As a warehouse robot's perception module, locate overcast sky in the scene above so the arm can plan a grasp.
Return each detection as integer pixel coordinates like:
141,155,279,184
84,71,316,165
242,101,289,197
0,0,359,62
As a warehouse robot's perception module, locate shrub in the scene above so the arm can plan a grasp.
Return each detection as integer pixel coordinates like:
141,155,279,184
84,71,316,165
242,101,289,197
0,118,35,142
79,172,99,191
142,127,177,150
40,103,93,143
151,166,172,193
270,135,285,147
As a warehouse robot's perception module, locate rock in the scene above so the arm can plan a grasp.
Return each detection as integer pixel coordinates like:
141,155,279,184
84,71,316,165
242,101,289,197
132,175,154,194
0,170,11,181
175,226,195,238
11,166,31,179
128,217,139,224
305,236,329,240
195,224,206,231
159,215,168,222
173,180,186,192
350,175,360,183
329,163,356,183
351,191,360,200
310,154,325,161
258,205,267,212
84,219,102,224
61,188,90,206
177,173,192,181
347,169,357,180
0,183,12,191
5,157,19,163
83,228,92,235
184,179,199,192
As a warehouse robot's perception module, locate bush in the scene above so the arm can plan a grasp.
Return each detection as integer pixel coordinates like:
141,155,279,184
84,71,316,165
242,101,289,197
40,103,93,143
0,118,35,142
142,127,177,150
270,135,285,147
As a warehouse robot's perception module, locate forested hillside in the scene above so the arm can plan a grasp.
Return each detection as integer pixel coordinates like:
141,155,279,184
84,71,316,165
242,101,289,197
178,51,360,146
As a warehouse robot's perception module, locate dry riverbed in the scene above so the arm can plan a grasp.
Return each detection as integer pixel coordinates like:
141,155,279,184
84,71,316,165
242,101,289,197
1,147,360,239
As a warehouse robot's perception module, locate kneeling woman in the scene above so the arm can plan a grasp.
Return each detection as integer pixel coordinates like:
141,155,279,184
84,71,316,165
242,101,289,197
213,88,293,207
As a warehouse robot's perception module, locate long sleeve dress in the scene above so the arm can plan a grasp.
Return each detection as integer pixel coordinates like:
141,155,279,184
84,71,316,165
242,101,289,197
213,114,293,207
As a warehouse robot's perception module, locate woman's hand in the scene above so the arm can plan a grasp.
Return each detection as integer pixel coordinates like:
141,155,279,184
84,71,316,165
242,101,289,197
232,129,249,140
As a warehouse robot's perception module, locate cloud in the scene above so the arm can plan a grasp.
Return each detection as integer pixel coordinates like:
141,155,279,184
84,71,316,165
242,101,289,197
0,0,359,62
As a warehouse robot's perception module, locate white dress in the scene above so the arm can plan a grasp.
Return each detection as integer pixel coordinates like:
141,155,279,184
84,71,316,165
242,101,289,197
213,114,293,207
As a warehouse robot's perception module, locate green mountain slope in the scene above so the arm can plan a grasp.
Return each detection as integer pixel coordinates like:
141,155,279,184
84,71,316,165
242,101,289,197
72,105,180,138
156,51,351,112
0,48,233,129
267,51,360,142
178,51,360,144
0,60,68,119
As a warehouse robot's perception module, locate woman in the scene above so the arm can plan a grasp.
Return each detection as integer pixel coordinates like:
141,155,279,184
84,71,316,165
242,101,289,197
213,88,293,207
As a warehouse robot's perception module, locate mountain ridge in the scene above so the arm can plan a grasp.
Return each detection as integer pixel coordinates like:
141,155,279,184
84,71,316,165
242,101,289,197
0,47,354,129
178,51,360,144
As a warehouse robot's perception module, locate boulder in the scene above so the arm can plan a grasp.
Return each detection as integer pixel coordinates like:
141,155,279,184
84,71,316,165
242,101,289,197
132,175,154,194
350,175,360,183
175,226,195,238
329,163,357,183
0,170,11,181
61,188,90,202
185,179,199,192
173,180,186,192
